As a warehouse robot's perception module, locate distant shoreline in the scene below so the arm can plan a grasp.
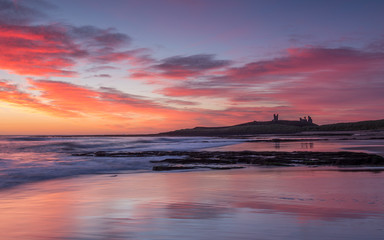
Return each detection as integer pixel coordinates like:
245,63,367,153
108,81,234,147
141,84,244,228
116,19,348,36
158,119,384,136
1,119,383,137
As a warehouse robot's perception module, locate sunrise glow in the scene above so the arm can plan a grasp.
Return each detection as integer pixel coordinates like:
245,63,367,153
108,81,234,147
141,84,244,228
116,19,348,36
1,0,383,134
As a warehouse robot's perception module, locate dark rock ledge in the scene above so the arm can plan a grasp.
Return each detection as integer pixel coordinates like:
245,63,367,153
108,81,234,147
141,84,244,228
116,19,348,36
73,151,384,171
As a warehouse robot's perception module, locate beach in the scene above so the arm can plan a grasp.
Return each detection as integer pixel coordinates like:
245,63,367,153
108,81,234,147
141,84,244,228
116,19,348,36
0,132,384,239
1,167,383,239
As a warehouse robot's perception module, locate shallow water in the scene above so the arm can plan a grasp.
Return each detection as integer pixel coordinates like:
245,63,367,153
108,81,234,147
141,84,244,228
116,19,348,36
209,140,345,152
1,133,384,189
0,136,244,189
209,135,384,156
0,167,383,240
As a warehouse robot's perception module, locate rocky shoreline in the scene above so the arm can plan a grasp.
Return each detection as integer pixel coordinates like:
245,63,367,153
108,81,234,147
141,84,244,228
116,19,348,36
73,150,384,171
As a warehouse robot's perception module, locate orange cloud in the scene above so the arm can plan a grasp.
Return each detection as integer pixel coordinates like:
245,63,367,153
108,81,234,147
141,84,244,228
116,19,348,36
0,80,76,117
13,80,210,132
0,79,294,133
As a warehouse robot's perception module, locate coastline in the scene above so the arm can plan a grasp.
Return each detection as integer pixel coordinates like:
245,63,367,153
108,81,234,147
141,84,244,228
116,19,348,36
1,132,384,190
1,133,384,239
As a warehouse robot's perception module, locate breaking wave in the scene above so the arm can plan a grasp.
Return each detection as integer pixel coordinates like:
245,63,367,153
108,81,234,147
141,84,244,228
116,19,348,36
0,136,245,189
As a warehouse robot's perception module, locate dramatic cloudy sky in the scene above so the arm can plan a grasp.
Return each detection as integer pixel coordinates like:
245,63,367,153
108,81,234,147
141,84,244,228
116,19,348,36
1,0,383,134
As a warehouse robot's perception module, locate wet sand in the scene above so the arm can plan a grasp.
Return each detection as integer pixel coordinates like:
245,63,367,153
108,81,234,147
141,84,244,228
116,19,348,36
0,167,383,240
209,137,384,156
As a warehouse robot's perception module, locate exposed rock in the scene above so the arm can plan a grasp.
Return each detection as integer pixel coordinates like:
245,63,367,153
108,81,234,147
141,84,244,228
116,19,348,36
73,150,384,171
152,165,196,171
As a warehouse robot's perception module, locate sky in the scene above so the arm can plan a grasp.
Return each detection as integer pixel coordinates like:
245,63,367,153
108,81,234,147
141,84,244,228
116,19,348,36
0,0,384,134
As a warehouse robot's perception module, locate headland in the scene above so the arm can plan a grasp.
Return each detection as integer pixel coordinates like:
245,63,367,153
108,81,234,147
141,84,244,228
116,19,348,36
158,115,384,136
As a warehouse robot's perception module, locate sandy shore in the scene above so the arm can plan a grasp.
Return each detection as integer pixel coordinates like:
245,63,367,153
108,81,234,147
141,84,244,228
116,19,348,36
1,167,383,240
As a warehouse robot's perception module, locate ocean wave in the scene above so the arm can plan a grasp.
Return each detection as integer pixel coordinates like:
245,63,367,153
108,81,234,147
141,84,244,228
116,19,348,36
0,155,168,189
0,136,246,189
5,136,52,141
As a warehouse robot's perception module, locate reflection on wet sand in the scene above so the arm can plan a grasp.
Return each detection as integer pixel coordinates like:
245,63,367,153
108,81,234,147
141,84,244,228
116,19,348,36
300,142,314,149
235,200,379,221
211,140,342,152
211,138,384,157
0,167,383,239
273,142,313,149
273,142,314,150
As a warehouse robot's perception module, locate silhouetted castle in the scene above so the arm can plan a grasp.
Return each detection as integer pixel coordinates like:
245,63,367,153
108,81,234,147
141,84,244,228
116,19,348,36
299,115,313,124
273,114,279,122
271,114,315,126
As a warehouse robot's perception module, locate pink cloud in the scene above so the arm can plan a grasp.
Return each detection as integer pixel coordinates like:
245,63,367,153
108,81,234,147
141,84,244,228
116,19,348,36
130,54,231,81
218,47,384,83
154,46,384,124
0,2,149,77
0,24,81,76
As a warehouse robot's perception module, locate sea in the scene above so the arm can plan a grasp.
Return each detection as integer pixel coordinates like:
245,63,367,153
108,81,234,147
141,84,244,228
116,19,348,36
1,132,384,189
0,135,248,189
0,132,384,239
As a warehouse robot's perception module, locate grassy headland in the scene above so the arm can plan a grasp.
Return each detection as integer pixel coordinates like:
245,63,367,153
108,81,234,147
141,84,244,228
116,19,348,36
158,119,384,136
